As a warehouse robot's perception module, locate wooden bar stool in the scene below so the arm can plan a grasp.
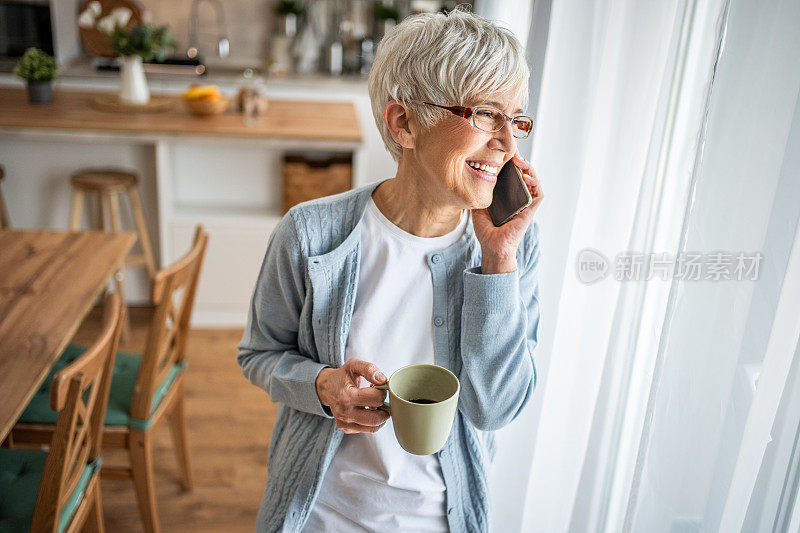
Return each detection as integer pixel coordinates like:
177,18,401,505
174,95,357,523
69,168,157,336
0,165,10,228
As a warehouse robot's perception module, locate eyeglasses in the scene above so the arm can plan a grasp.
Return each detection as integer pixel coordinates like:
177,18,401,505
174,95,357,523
415,101,533,139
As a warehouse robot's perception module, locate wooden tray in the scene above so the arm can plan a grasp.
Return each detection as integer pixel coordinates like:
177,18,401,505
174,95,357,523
89,94,175,113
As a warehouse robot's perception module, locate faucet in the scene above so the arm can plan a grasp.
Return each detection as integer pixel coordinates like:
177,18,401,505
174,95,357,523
187,0,230,59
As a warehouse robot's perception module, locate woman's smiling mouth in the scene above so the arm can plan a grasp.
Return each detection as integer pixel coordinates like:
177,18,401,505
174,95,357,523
466,160,500,183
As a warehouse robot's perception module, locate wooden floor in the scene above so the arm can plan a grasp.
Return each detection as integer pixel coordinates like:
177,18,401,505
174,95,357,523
72,306,278,532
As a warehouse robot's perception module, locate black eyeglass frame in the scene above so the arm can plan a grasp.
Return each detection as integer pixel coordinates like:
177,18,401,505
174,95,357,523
413,101,533,139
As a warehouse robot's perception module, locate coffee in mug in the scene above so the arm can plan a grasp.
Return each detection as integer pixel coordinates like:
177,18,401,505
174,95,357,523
374,364,460,455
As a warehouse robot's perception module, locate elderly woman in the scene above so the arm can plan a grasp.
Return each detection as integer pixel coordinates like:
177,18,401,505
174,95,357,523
237,7,542,532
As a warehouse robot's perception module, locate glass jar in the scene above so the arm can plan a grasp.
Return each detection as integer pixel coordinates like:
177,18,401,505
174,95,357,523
237,69,268,124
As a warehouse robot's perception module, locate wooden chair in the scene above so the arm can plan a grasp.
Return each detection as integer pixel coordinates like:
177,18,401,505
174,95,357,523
0,293,123,533
14,226,208,533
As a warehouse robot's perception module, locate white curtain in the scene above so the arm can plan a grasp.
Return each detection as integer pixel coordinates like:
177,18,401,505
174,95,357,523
621,0,800,530
514,0,800,531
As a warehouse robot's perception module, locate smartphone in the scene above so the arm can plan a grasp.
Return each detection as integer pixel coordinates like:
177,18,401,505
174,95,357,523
487,159,532,226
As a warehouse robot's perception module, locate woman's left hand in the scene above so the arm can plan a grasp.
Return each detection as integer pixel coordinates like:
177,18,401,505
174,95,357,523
472,151,544,274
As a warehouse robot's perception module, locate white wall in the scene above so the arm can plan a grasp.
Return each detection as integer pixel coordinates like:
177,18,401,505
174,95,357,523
475,0,534,48
50,0,81,66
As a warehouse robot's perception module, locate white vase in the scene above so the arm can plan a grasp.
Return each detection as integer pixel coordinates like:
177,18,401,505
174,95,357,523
119,55,150,105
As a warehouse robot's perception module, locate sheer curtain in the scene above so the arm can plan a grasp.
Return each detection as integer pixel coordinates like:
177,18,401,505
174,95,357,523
624,0,800,530
515,0,800,531
518,0,692,529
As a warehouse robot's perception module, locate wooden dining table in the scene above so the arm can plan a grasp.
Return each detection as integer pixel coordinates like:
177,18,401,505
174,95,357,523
0,229,136,442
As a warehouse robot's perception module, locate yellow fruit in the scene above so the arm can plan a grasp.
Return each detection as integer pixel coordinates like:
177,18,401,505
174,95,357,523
182,85,221,100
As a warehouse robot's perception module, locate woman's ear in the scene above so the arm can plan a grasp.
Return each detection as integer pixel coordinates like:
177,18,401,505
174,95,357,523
384,100,416,150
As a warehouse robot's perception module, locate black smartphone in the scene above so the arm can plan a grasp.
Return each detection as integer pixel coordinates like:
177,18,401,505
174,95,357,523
487,159,532,226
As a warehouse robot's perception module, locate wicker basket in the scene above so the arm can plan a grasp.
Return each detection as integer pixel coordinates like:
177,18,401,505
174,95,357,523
283,152,353,213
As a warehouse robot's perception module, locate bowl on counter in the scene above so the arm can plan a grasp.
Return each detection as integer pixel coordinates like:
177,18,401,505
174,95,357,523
183,97,230,116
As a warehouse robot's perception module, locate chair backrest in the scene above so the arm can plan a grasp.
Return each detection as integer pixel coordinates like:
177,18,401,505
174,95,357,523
31,293,123,532
130,225,208,421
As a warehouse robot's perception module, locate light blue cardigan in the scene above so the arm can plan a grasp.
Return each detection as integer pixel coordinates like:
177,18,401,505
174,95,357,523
237,180,541,532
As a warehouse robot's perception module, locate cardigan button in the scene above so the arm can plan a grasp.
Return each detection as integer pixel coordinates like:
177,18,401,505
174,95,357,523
431,254,442,264
448,507,455,515
433,316,444,327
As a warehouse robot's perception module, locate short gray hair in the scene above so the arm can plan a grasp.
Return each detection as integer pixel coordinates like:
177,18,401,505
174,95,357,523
367,6,530,161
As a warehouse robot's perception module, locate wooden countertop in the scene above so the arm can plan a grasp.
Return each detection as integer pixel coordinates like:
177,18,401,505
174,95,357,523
0,88,362,142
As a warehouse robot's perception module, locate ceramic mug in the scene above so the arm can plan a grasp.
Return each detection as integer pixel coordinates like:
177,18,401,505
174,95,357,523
374,364,460,455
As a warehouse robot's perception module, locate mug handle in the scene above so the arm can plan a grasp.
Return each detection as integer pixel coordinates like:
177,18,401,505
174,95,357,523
373,383,391,414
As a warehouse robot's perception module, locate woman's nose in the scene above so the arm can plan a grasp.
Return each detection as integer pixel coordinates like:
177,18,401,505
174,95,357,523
488,120,517,154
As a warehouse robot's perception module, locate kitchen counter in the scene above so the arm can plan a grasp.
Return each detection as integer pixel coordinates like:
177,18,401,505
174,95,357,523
0,88,361,142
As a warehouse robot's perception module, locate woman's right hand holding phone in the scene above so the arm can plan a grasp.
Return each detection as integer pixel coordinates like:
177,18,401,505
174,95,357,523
472,151,544,274
315,359,390,434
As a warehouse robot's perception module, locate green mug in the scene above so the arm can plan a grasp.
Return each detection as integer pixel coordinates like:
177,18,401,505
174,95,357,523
374,364,460,455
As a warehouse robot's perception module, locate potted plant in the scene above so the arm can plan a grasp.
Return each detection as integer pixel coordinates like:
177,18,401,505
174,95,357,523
78,2,176,105
13,48,58,104
374,2,401,41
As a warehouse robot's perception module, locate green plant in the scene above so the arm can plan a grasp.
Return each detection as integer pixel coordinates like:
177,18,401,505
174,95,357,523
110,23,178,61
438,1,459,14
375,3,400,21
274,0,304,16
13,48,58,82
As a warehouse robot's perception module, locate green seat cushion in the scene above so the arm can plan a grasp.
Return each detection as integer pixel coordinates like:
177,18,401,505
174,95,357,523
19,344,185,430
0,449,100,533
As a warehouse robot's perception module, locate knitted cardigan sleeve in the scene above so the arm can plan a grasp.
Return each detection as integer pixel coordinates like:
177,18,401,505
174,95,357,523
458,221,541,431
236,215,333,418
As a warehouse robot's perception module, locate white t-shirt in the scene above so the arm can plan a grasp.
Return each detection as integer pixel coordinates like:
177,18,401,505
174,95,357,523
302,197,468,532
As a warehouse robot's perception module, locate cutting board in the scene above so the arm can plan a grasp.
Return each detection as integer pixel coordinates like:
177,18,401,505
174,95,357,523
78,0,145,58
